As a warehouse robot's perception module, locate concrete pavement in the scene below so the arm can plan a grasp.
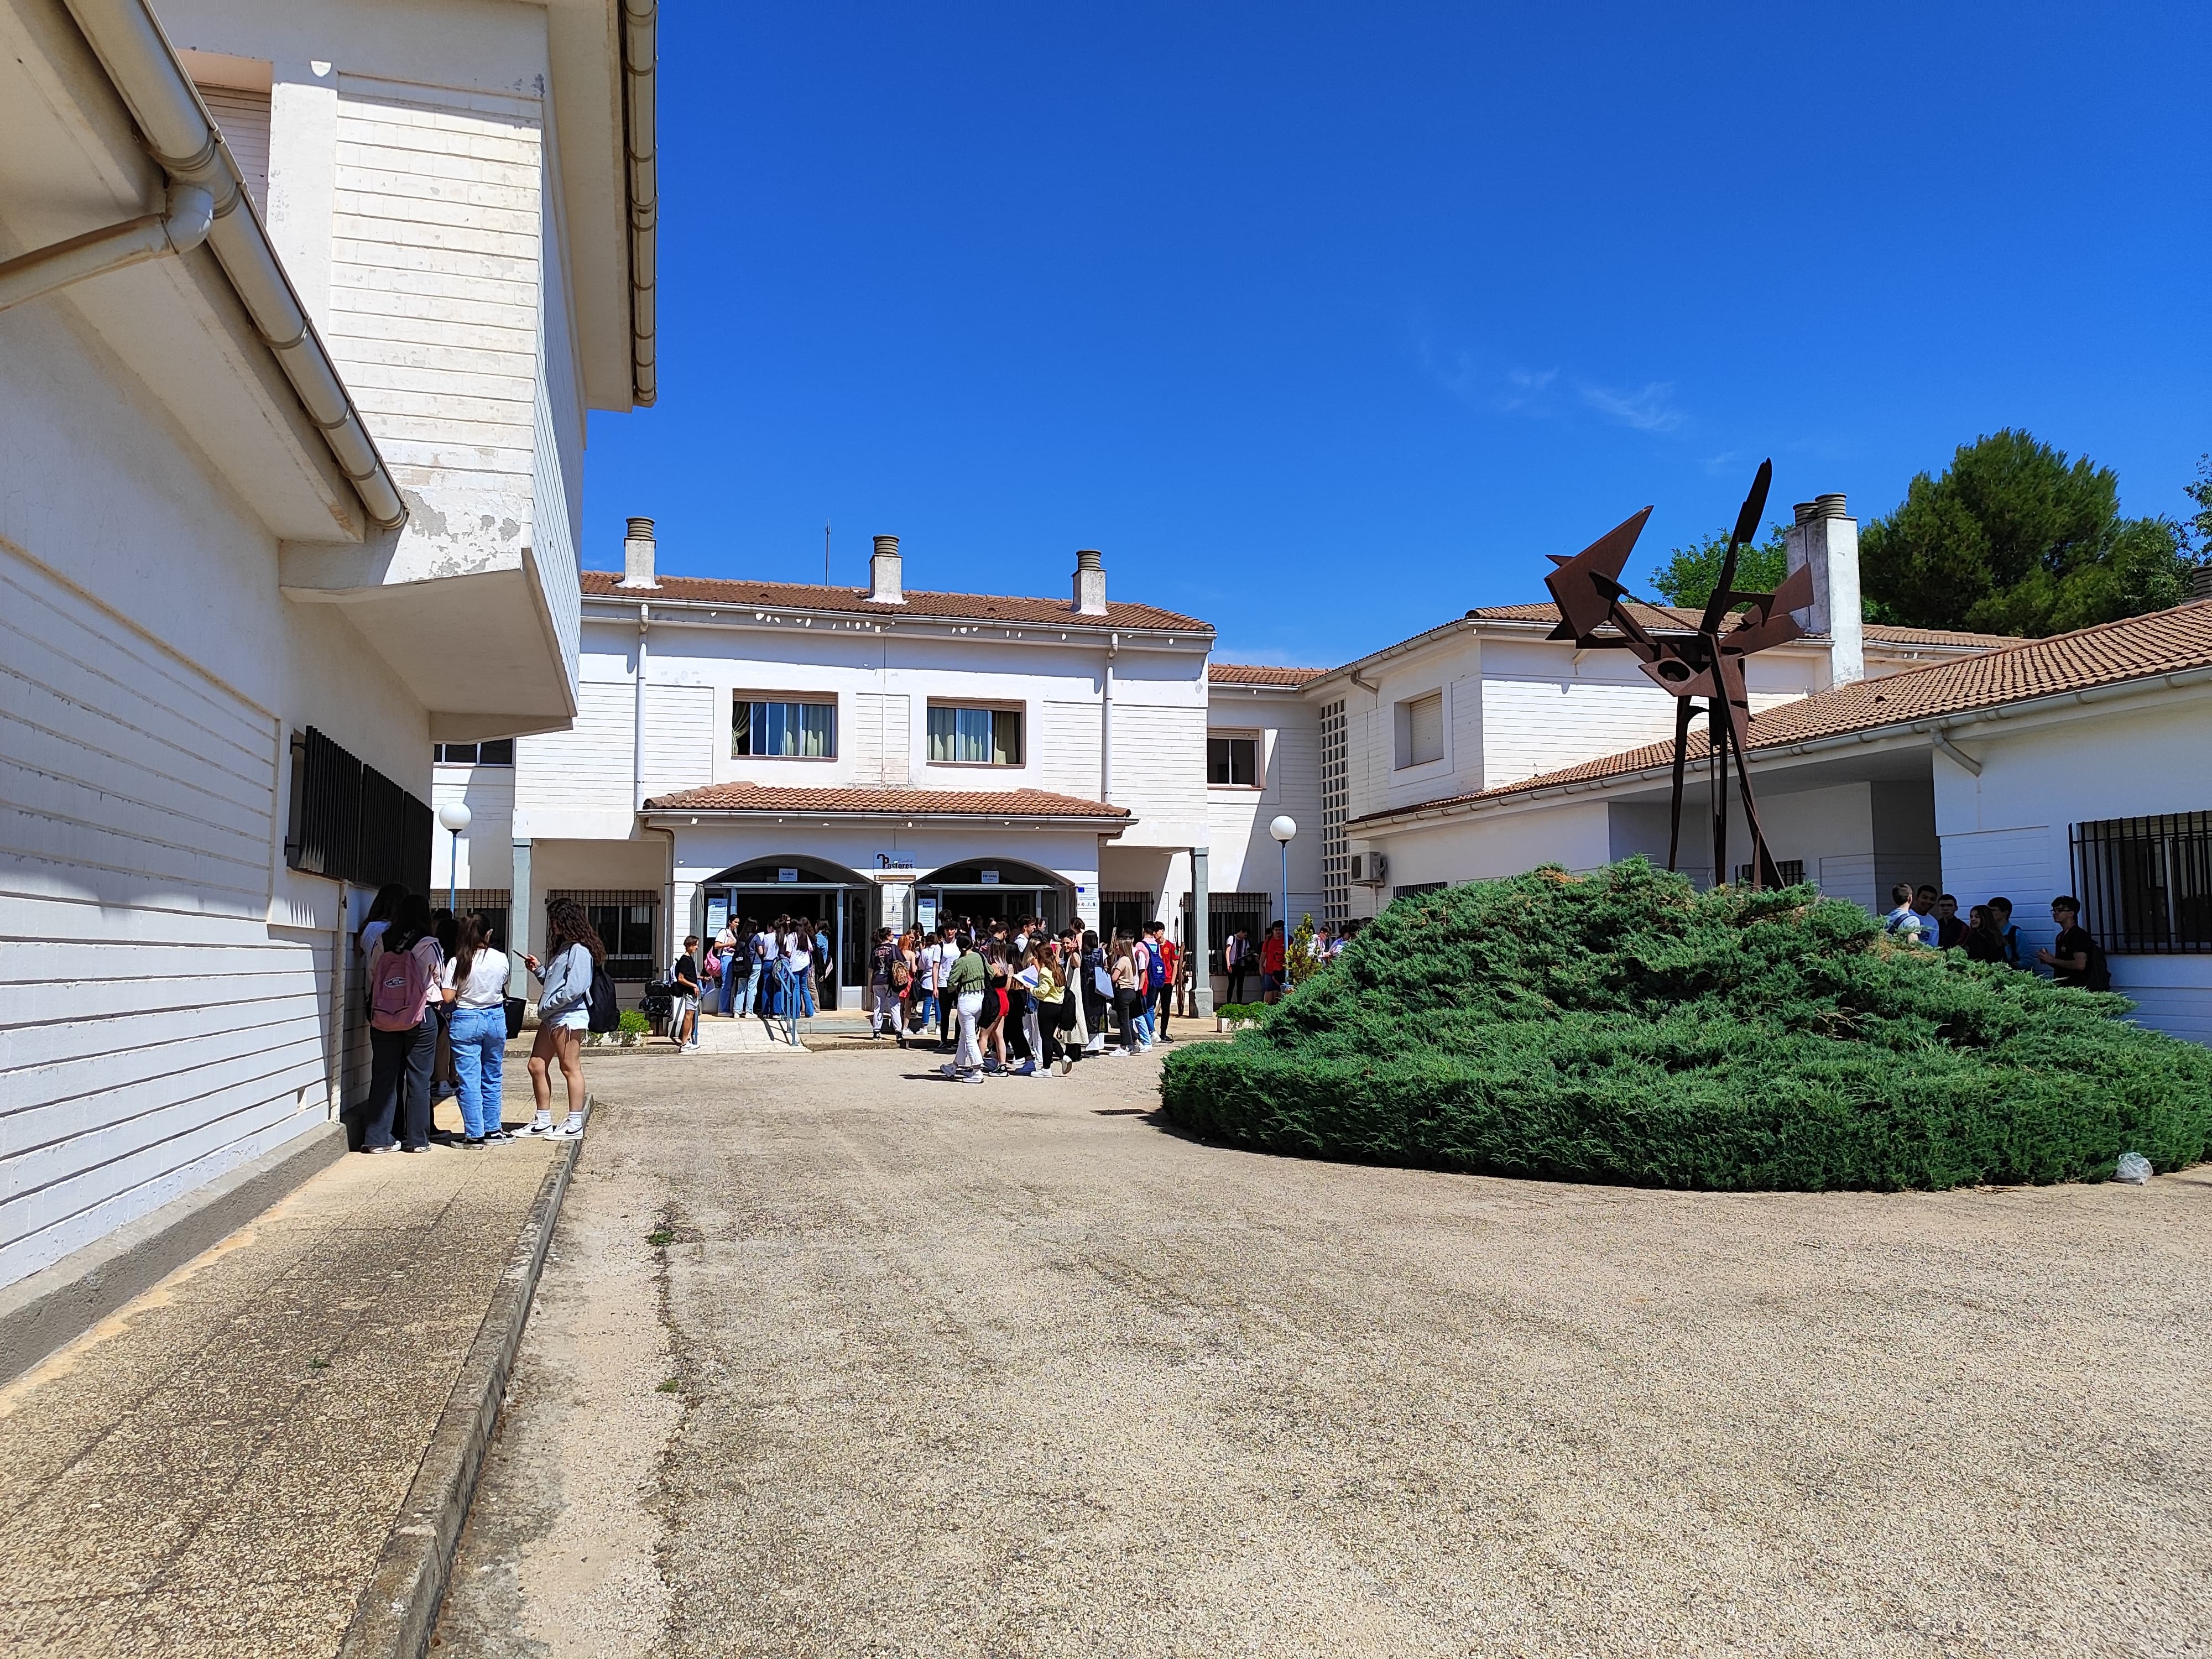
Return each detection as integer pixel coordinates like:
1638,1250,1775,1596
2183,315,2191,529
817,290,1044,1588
0,1083,571,1658
437,1041,2212,1657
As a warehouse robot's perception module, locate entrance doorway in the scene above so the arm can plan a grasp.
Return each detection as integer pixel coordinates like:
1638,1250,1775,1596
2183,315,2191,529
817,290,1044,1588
703,858,871,1010
914,859,1071,937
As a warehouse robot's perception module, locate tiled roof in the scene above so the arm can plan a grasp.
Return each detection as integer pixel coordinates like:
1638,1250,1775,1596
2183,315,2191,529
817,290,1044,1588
642,783,1130,820
1354,601,2212,825
582,571,1210,634
1460,600,2022,651
1209,663,1329,686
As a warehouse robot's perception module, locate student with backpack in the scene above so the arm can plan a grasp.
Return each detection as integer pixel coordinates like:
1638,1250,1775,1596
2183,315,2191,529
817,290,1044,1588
363,893,442,1154
441,912,511,1145
1081,929,1110,1053
1144,921,1177,1044
521,896,602,1139
868,926,900,1039
2038,896,2111,990
939,932,989,1084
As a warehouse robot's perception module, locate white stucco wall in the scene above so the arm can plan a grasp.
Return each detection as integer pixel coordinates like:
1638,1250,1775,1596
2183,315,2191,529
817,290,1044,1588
1936,691,2212,1042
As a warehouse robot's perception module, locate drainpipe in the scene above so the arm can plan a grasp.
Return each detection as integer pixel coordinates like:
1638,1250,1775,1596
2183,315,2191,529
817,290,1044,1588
1102,632,1119,802
60,0,407,530
633,602,650,810
0,181,212,311
621,0,658,405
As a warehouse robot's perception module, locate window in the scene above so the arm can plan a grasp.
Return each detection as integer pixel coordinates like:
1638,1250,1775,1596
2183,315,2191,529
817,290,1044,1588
927,703,1023,766
433,739,513,765
1208,734,1260,787
734,697,835,758
285,726,430,890
1395,690,1444,769
1734,859,1807,888
552,889,659,982
2072,812,2212,954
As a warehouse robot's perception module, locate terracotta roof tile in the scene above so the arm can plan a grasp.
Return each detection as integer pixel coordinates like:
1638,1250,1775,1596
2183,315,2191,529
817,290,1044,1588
1208,663,1329,686
1354,600,2212,825
582,571,1210,634
1460,600,2023,650
642,783,1129,820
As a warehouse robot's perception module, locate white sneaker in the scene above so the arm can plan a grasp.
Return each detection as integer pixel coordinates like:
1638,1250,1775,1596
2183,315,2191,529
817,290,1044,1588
524,1114,554,1136
682,1041,701,1052
548,1115,586,1139
1105,1047,1127,1058
958,1070,985,1086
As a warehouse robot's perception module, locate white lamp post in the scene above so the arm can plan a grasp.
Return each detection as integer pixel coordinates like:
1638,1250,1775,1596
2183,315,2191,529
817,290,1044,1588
437,799,472,912
1270,815,1297,968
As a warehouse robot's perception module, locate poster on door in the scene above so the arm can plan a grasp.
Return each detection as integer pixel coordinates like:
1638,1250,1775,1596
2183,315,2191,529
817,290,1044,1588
918,898,938,933
706,895,729,935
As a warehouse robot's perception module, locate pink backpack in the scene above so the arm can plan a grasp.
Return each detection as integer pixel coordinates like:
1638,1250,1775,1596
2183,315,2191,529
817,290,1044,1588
369,942,436,1032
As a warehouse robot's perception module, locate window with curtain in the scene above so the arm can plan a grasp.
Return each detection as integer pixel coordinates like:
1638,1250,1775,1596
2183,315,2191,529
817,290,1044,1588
926,705,1023,766
733,698,836,758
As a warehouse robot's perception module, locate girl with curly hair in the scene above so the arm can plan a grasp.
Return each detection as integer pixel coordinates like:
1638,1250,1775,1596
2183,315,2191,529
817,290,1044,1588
520,896,602,1138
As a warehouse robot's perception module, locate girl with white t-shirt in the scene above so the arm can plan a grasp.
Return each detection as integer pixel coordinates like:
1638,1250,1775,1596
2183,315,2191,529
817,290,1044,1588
441,913,511,1145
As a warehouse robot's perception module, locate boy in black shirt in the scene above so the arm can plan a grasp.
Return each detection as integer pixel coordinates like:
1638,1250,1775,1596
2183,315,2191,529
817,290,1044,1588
2037,898,2094,988
672,935,701,1050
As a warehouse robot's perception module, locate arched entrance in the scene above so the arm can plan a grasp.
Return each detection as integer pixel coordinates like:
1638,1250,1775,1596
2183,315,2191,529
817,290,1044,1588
913,858,1072,936
703,855,872,1008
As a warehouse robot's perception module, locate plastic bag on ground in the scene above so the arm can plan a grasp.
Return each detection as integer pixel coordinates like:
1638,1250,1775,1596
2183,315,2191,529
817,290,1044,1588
2114,1151,2153,1185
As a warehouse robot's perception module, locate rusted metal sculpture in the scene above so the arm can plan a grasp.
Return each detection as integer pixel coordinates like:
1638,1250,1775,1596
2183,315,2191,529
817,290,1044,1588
1543,460,1814,889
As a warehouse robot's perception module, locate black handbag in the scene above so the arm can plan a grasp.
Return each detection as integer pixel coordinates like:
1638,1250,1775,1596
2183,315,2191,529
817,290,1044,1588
503,997,526,1040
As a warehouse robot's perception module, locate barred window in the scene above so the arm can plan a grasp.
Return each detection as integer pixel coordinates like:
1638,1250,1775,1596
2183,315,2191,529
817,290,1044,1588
433,739,513,765
927,704,1022,766
734,697,835,758
1734,859,1806,888
2072,813,2212,954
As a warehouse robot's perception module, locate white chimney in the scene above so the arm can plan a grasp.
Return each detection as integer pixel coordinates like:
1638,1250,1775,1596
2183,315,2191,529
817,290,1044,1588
1073,547,1107,617
1785,494,1863,686
617,515,658,589
868,534,904,603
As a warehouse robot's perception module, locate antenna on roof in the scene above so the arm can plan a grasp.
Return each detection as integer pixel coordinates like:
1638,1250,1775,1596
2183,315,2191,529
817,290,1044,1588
824,519,831,586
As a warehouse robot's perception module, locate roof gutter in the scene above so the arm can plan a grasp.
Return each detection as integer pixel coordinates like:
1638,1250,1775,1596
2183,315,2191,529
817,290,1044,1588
620,0,657,406
580,591,1213,643
60,0,407,530
1352,661,2212,831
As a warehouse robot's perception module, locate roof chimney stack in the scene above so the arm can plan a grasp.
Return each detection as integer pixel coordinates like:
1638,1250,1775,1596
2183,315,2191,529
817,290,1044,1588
1073,547,1107,617
1784,493,1863,685
869,534,904,603
617,515,658,589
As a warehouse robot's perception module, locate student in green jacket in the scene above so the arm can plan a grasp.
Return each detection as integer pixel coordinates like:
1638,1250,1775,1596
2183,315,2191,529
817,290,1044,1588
939,933,989,1084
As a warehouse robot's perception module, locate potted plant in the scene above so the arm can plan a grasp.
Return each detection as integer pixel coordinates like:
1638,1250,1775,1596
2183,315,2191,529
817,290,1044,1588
617,1009,649,1048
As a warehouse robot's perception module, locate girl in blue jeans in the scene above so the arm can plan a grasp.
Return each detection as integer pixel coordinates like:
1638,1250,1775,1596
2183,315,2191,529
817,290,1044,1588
441,914,512,1145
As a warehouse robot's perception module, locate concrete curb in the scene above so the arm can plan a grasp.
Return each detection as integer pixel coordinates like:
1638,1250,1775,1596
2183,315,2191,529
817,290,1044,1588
335,1097,590,1659
0,1119,347,1386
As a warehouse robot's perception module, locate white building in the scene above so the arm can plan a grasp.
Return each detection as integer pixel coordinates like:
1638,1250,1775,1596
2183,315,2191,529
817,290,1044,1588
1,0,654,1296
1345,601,2212,1041
436,529,1219,1008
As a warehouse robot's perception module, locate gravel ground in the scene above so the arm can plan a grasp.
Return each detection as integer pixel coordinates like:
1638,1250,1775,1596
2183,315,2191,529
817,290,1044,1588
438,1039,2212,1658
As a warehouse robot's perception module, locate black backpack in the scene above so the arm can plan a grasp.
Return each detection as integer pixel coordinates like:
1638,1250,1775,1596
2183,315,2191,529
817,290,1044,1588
587,963,620,1032
2084,939,2113,993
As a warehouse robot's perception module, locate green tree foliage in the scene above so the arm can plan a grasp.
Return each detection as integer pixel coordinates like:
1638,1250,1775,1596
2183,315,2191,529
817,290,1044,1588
1159,860,2211,1192
2186,454,2212,560
1860,430,2194,637
1648,525,1790,609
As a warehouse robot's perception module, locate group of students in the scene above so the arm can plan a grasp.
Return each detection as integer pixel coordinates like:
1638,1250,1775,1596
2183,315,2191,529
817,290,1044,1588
860,915,1181,1083
356,884,600,1151
1220,919,1359,1004
666,915,833,1049
1881,882,2111,989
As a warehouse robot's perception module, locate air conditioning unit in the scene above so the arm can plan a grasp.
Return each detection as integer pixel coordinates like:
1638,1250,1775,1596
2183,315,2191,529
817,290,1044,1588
1349,852,1388,886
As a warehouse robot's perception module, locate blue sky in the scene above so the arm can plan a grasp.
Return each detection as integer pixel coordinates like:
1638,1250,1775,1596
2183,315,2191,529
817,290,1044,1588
583,1,2208,666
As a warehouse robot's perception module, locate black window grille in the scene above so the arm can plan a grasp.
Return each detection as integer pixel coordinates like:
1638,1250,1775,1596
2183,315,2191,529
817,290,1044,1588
2071,813,2212,955
432,739,514,765
1734,859,1807,888
1097,891,1152,945
449,889,512,951
1392,881,1448,901
551,889,659,982
1180,891,1270,973
285,727,430,892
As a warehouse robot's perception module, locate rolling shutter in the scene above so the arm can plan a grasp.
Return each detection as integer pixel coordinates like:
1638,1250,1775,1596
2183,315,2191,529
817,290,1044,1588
197,85,271,212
